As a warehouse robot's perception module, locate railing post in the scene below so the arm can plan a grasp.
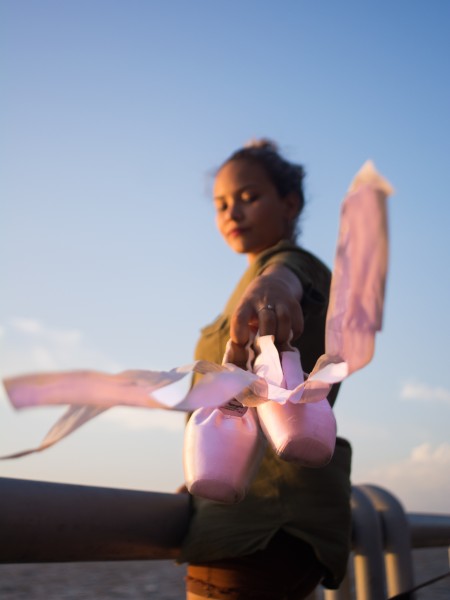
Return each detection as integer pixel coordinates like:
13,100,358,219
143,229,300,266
351,487,387,600
359,485,415,598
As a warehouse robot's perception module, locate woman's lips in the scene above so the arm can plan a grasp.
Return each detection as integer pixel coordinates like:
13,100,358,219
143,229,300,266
227,227,249,238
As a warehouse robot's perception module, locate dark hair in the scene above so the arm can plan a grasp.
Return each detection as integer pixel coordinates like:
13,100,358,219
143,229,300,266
222,139,306,227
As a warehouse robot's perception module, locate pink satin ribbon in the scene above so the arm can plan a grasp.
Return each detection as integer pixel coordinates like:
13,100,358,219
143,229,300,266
1,161,393,459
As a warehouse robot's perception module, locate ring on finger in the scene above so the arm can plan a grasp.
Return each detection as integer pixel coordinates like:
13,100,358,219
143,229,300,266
258,304,276,313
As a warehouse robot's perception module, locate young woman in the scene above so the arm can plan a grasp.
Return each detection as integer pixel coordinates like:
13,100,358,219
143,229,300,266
180,140,352,600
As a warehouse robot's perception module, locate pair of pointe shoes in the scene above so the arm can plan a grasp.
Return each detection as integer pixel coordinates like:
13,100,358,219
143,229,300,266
184,348,336,504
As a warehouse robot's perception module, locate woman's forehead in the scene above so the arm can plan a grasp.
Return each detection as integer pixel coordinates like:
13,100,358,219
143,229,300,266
214,159,272,195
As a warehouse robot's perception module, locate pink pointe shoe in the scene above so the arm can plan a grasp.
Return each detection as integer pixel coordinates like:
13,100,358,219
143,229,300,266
257,349,336,467
183,399,265,503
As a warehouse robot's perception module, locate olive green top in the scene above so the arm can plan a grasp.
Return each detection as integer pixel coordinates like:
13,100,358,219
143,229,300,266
179,241,352,589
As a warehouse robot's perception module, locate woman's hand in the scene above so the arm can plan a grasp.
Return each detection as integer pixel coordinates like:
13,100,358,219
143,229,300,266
227,265,304,368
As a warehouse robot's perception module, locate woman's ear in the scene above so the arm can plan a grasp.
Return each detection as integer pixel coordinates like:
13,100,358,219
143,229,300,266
283,191,301,221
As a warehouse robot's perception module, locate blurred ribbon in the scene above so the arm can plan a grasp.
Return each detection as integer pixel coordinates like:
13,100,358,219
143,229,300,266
1,160,393,458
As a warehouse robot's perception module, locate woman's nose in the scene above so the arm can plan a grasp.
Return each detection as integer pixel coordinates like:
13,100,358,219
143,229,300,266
227,199,243,221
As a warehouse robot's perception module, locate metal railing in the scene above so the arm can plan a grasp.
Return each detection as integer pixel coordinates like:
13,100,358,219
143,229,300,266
0,477,190,563
321,484,450,600
1,477,449,599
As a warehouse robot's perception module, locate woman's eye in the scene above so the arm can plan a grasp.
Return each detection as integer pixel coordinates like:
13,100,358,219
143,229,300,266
241,192,258,203
215,201,227,212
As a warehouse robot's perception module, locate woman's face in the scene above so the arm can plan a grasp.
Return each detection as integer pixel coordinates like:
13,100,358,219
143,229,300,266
214,159,296,262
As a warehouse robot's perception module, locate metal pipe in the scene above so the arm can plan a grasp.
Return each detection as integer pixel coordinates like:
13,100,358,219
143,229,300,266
350,487,387,600
359,485,415,598
407,513,450,548
0,477,191,563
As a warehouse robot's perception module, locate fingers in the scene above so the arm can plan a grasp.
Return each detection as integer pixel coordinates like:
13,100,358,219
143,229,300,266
223,340,248,370
271,304,289,342
257,306,277,337
289,301,304,341
228,271,305,364
230,304,254,347
269,302,303,345
230,300,304,350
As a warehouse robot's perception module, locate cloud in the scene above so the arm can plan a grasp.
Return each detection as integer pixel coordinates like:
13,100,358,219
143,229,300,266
411,442,450,463
11,317,45,335
10,317,83,345
354,442,450,513
0,317,121,376
400,381,450,406
0,317,185,433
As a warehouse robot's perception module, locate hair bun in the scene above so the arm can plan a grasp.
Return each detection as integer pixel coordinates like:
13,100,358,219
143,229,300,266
244,138,279,153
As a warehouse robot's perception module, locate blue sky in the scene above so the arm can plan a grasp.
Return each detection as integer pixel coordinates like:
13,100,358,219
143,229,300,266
1,1,449,512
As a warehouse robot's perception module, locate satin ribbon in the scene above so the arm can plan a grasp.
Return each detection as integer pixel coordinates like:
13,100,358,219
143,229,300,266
1,160,393,459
